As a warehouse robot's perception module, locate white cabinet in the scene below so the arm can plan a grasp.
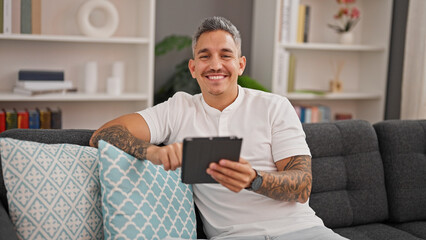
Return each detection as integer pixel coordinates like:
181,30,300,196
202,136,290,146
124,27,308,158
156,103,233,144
251,0,393,123
0,0,155,129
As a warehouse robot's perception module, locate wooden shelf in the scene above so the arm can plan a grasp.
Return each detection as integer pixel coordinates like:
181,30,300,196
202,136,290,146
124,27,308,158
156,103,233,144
0,92,149,102
0,33,149,44
281,42,385,52
286,92,382,101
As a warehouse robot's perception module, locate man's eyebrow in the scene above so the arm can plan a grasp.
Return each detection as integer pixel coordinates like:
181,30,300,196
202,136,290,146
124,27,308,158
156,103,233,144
197,48,209,55
196,48,235,55
221,48,234,54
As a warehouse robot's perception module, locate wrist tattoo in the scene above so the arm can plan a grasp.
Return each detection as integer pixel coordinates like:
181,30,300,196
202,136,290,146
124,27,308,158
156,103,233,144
257,155,312,203
91,125,151,160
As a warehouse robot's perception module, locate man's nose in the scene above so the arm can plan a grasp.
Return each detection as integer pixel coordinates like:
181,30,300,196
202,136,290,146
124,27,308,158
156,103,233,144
209,56,222,70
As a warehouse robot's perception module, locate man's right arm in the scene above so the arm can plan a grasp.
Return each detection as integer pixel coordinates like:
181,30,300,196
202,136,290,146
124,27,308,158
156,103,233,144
89,113,182,171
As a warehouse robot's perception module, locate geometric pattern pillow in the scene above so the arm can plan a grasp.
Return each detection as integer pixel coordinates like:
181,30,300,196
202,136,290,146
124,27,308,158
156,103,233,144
98,140,196,240
0,138,103,240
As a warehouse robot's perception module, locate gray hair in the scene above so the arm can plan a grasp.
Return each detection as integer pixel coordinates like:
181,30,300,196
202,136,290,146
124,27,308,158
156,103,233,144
192,16,242,57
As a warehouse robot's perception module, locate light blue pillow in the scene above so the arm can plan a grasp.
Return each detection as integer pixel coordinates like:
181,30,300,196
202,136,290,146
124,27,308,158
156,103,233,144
0,138,103,240
98,140,196,239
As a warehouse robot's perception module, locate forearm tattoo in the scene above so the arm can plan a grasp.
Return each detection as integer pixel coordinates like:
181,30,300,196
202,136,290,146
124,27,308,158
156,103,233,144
257,155,312,203
91,125,151,160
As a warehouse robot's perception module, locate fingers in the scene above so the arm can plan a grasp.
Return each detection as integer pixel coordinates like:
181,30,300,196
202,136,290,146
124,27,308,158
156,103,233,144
148,143,182,171
164,143,182,171
207,158,254,192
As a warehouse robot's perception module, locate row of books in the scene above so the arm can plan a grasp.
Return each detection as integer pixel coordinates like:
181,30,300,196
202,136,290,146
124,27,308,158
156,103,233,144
294,105,354,123
294,105,331,123
0,108,62,133
0,0,41,34
275,1,310,96
278,0,310,43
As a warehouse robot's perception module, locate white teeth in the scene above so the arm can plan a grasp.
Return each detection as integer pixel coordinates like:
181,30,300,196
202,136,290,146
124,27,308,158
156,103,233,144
208,76,224,80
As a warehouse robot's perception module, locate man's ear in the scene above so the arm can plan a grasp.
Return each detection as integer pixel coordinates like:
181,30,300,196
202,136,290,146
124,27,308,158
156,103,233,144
238,56,247,76
188,59,196,78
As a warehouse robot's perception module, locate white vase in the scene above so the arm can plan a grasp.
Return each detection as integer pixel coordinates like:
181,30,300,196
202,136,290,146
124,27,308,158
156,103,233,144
339,32,354,45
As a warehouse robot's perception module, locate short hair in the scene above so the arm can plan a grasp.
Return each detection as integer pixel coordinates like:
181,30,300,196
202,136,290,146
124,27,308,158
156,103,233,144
192,16,242,57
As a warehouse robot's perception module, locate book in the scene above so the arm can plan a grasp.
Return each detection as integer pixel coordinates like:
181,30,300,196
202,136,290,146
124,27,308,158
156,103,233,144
5,109,17,130
335,113,353,121
20,0,31,34
289,0,300,43
3,0,11,34
318,105,331,122
11,0,20,33
287,54,296,92
0,109,5,133
13,87,77,96
304,107,312,123
16,80,73,90
310,106,319,123
48,107,61,129
0,0,3,34
28,109,40,129
17,110,29,128
303,5,310,42
19,70,64,81
31,0,40,34
39,108,51,129
296,4,306,43
280,0,291,42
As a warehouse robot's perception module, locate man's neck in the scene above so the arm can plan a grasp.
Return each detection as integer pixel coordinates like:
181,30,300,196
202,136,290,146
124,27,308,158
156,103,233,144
202,86,239,111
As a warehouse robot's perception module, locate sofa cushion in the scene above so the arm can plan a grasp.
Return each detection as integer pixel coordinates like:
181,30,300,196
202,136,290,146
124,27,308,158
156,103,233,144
374,120,426,222
0,138,102,239
0,129,94,214
334,223,423,240
303,120,388,228
98,140,197,239
388,221,426,239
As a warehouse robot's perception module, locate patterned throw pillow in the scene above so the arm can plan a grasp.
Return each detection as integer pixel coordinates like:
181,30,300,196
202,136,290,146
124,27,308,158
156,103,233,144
98,140,196,239
0,138,103,240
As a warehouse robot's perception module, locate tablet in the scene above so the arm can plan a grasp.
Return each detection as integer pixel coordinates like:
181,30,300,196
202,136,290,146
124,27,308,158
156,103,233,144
181,136,243,184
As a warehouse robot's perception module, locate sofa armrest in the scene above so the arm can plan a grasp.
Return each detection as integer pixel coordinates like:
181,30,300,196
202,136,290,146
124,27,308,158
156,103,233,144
0,202,18,239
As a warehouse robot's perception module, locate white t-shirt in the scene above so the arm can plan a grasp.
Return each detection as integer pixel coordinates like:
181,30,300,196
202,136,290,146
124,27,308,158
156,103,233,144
138,86,324,239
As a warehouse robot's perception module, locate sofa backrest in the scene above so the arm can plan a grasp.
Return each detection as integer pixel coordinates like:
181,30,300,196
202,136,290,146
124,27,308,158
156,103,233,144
303,120,389,228
0,129,94,213
374,120,426,223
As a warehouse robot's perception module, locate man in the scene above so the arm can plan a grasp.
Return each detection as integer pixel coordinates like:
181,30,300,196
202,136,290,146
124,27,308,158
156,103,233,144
90,16,346,240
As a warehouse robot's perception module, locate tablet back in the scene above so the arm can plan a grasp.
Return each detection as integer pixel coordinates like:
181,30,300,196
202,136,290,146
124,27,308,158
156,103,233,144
181,137,242,184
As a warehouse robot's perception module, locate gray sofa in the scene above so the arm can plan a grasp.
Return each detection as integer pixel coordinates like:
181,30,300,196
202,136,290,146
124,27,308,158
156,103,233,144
0,119,425,239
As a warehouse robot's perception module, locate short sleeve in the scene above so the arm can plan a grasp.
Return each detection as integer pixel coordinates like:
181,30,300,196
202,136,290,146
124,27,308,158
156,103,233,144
137,99,172,145
271,98,311,161
137,92,193,145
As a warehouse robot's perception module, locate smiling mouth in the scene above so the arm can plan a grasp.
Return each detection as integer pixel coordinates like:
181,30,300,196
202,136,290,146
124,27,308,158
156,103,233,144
205,75,226,80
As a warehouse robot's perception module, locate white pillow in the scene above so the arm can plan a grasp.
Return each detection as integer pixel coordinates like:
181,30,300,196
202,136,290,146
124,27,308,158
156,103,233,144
0,138,103,239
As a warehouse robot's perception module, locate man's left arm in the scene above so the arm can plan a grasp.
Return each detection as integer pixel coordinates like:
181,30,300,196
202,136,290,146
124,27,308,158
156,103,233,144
207,155,312,203
256,155,312,203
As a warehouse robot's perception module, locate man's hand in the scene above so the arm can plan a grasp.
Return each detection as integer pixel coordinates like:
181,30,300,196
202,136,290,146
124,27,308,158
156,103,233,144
206,158,256,193
147,143,183,171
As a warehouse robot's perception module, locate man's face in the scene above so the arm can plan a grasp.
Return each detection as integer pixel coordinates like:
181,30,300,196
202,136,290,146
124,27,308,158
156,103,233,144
189,30,246,98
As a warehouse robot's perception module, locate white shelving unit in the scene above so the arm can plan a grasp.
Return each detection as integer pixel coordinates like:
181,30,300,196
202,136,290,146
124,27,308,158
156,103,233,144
251,0,393,123
0,0,155,129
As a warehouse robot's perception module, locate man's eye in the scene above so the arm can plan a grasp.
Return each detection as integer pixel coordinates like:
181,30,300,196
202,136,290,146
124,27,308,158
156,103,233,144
199,55,208,59
222,55,231,58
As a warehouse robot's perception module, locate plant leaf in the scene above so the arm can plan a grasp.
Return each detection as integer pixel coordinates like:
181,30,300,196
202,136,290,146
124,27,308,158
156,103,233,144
155,35,192,56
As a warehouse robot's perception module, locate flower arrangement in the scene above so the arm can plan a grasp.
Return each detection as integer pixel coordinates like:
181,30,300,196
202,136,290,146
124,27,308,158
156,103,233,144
328,0,360,33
